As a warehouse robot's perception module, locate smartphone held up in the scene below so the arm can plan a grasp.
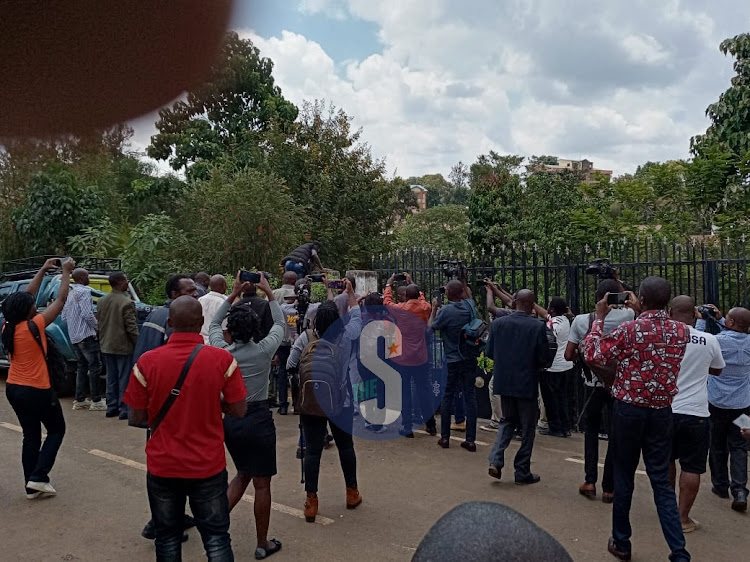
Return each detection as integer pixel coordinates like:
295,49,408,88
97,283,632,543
606,292,629,306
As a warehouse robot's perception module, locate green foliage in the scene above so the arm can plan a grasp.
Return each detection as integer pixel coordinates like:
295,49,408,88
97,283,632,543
121,214,188,297
147,32,298,179
12,169,103,254
394,205,470,255
178,165,307,275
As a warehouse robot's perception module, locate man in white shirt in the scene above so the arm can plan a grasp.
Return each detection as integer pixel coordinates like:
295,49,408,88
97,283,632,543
198,275,227,344
668,296,725,533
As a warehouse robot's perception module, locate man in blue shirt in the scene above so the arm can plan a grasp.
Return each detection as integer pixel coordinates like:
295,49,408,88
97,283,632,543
699,306,750,513
485,289,549,485
429,279,478,452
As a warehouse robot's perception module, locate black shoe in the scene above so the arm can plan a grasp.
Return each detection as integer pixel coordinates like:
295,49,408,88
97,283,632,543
118,412,129,421
437,438,450,449
460,441,477,452
324,434,334,448
425,423,437,436
141,520,155,540
712,486,730,499
537,426,550,435
732,491,748,512
548,431,569,438
607,537,631,561
399,428,415,438
183,514,196,530
515,474,541,485
488,466,502,480
105,409,119,418
296,447,305,460
278,404,288,415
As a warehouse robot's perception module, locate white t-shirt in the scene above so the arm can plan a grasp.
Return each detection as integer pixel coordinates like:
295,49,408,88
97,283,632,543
199,291,228,344
547,315,574,372
672,326,725,417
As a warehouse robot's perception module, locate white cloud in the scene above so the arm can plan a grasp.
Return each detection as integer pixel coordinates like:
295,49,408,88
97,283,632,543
129,0,750,180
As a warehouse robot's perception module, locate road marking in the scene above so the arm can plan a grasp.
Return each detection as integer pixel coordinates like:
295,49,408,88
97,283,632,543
89,449,147,471
565,457,647,476
240,494,335,526
85,449,335,525
413,430,489,446
0,422,22,432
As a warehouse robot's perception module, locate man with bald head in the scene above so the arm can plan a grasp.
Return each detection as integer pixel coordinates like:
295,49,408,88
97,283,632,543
63,267,105,411
584,276,691,561
124,296,247,560
199,274,228,344
194,272,210,297
430,277,479,450
668,296,725,532
485,289,549,484
698,305,750,513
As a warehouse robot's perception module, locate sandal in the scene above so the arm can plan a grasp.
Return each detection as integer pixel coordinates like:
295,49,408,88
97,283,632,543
682,518,700,533
255,538,282,560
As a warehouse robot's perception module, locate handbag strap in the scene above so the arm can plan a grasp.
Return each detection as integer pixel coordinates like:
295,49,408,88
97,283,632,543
149,344,203,436
27,320,48,360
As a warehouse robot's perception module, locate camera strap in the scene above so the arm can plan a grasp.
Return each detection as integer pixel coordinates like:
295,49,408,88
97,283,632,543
149,344,203,436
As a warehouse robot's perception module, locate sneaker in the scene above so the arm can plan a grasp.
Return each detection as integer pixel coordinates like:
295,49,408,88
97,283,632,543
450,421,467,432
26,481,57,496
480,423,499,432
26,491,43,500
72,400,91,410
89,400,107,411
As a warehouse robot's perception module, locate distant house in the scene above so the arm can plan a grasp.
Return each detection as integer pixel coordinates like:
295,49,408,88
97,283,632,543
410,184,428,212
536,159,613,183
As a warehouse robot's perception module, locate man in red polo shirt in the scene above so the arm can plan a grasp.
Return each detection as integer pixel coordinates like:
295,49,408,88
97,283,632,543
124,296,247,561
384,273,436,438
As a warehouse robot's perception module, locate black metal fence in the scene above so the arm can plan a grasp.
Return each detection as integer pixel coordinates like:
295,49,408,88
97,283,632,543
372,238,750,315
372,238,750,428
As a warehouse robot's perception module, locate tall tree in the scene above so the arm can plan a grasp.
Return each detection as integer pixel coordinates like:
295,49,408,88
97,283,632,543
147,32,298,180
394,205,470,255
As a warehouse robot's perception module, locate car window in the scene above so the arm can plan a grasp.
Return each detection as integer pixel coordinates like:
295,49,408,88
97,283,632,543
0,283,14,302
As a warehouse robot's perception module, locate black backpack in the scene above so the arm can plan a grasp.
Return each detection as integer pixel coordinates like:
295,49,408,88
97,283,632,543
27,320,68,394
543,324,558,370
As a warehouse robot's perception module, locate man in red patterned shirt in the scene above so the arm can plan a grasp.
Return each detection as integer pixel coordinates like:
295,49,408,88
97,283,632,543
583,276,690,562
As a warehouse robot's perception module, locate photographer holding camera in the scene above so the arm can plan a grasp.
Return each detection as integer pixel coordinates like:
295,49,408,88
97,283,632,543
429,273,479,452
696,304,750,513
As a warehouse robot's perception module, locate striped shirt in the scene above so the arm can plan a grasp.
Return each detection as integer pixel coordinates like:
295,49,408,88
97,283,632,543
707,328,750,409
62,284,97,344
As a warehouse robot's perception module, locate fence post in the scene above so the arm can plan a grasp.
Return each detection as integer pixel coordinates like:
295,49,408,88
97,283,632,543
703,261,720,306
566,264,580,314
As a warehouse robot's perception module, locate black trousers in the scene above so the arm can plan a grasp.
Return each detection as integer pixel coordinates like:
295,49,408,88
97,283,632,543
539,369,572,434
489,396,538,480
708,403,750,498
583,386,614,492
301,407,357,493
6,384,66,488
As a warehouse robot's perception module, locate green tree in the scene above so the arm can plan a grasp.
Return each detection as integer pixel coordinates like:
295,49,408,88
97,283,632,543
394,205,470,255
12,169,103,254
691,33,750,157
178,165,307,275
147,32,298,179
264,100,412,270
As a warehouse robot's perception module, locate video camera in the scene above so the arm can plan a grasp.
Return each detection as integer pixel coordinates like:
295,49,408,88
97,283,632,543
439,259,467,280
585,258,616,280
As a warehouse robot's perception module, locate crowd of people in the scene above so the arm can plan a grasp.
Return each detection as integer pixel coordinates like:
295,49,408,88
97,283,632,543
2,243,750,561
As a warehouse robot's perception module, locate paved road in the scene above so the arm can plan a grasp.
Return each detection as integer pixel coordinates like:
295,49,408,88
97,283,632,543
0,381,747,561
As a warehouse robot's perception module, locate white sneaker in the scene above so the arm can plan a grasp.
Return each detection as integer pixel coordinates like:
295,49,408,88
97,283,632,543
89,400,107,411
26,481,57,496
480,423,499,432
72,400,91,410
26,491,43,500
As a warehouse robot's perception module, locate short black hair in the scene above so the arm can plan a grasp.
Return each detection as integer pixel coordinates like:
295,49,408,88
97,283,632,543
595,279,622,302
639,276,671,311
165,274,191,299
548,296,568,317
413,502,573,562
1,291,36,357
109,271,127,287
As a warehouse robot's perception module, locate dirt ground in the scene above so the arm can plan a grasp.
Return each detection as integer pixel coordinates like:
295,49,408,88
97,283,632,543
0,381,747,561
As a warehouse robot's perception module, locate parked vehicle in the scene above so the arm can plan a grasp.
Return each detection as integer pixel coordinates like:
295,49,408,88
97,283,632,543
0,257,153,395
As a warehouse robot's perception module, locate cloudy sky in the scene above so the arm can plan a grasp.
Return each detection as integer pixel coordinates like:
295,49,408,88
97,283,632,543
132,0,750,178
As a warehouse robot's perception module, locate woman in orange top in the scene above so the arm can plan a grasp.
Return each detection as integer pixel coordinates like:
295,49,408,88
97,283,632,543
2,257,75,499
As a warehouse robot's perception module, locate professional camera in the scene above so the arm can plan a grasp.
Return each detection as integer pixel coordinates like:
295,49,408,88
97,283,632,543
697,305,718,320
294,281,312,334
439,259,467,280
585,258,616,280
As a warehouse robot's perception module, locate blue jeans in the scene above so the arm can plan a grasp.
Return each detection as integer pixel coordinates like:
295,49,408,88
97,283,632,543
453,391,466,424
104,353,132,415
147,469,233,561
440,359,477,442
74,336,103,402
6,384,66,488
275,346,291,407
400,363,436,430
611,401,689,561
283,260,306,278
